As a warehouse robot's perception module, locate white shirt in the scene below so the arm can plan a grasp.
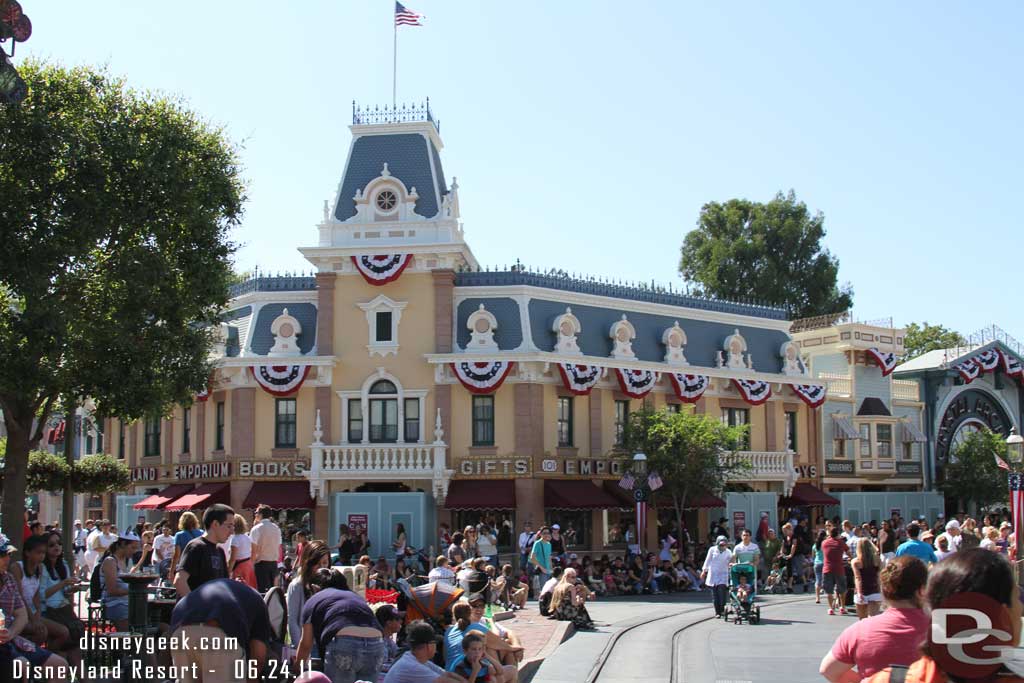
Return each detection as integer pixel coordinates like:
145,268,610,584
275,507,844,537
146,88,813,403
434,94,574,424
540,576,559,597
153,534,175,561
428,566,456,585
74,528,89,546
518,531,535,553
477,532,497,557
231,533,253,560
249,519,282,563
659,536,676,562
733,541,760,562
937,532,962,551
702,545,732,587
935,549,956,562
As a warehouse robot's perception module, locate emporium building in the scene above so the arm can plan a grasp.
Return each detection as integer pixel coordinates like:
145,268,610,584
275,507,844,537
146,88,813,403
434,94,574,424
105,105,839,554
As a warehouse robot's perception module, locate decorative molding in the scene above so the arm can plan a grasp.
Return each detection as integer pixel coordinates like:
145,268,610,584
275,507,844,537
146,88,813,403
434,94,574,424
268,308,303,357
551,307,582,355
661,321,689,366
609,315,636,360
779,341,806,376
721,329,752,370
465,304,499,353
357,294,407,358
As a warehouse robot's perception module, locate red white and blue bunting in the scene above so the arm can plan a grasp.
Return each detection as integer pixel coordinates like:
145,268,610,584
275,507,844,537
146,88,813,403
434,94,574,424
351,254,412,286
1003,352,1023,377
974,348,1002,373
195,386,210,402
251,365,311,397
866,348,898,377
615,369,659,399
732,379,773,406
452,361,515,395
792,384,828,409
667,373,710,404
955,360,981,384
556,363,602,396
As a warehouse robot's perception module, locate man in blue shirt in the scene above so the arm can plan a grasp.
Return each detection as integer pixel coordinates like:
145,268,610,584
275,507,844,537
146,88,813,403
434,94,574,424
894,522,937,564
529,527,553,592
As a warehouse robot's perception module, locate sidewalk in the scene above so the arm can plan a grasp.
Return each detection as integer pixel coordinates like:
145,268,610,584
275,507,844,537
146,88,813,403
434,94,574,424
494,604,574,681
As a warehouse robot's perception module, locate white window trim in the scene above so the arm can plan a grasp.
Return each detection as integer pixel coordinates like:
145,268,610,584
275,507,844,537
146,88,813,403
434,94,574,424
337,369,427,445
357,295,408,358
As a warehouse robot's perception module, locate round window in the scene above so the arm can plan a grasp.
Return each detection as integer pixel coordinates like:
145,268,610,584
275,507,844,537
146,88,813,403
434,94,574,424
474,318,491,334
615,327,630,342
278,322,294,338
559,320,574,337
375,190,398,212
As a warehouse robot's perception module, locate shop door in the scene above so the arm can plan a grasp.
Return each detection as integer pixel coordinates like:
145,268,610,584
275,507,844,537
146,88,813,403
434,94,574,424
329,492,437,561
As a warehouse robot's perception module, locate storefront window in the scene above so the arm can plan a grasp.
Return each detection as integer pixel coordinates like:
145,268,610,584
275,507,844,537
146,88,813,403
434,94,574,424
557,397,573,447
545,511,590,551
452,511,515,551
722,408,750,449
369,380,398,443
472,396,495,446
215,401,225,451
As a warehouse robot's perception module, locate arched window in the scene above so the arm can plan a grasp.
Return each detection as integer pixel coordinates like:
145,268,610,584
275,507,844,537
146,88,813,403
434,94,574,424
368,381,399,442
341,372,428,445
370,380,397,394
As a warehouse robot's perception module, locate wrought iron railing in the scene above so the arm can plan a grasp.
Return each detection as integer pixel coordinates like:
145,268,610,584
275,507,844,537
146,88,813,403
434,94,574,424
790,310,852,333
229,268,317,298
352,99,436,127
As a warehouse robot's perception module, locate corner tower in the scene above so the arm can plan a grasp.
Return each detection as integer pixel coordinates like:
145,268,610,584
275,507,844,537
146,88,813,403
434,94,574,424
300,100,477,272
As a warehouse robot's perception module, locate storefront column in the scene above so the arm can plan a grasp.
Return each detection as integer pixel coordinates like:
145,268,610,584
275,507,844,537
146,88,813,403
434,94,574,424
589,389,603,456
231,387,256,459
765,401,778,451
230,480,248,518
315,272,336,355
645,505,658,550
435,385,451,452
315,386,333,444
590,509,604,548
432,270,455,353
515,478,544,530
314,502,329,541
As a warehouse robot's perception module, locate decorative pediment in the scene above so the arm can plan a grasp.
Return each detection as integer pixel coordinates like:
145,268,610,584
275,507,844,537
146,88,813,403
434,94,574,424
269,308,302,356
349,163,423,222
551,307,582,355
662,322,689,366
609,315,636,359
466,304,499,353
780,341,806,376
718,329,752,370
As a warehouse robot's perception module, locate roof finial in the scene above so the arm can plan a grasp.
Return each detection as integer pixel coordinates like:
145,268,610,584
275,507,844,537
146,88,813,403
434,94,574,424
381,162,391,177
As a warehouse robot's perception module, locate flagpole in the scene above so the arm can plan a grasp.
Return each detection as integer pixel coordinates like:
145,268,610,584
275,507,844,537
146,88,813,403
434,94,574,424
392,13,397,109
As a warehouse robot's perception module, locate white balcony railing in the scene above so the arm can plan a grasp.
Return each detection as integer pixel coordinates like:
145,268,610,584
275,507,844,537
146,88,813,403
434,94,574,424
722,450,796,494
819,372,852,396
892,380,920,402
305,409,453,499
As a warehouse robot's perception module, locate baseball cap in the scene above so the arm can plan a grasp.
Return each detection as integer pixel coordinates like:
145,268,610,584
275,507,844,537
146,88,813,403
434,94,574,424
406,621,436,647
716,535,728,544
552,524,560,530
569,553,578,560
119,530,141,542
375,604,405,626
0,533,16,555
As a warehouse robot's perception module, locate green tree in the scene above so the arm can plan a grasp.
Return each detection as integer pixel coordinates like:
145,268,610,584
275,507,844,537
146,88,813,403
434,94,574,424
0,439,129,494
939,430,1009,513
625,409,749,548
679,191,853,318
903,322,966,361
0,61,244,535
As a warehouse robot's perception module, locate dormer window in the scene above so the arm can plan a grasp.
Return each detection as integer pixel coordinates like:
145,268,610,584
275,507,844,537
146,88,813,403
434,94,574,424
358,295,407,357
375,189,398,213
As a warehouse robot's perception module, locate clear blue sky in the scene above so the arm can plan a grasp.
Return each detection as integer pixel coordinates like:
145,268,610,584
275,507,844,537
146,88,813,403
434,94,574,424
21,1,1023,337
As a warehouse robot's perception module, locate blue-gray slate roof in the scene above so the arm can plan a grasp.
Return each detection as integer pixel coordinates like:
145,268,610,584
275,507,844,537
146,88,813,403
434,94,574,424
455,298,523,351
334,134,444,221
249,303,318,355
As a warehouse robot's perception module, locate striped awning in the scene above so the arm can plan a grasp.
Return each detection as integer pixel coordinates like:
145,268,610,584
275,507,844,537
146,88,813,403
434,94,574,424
901,420,928,443
831,414,859,440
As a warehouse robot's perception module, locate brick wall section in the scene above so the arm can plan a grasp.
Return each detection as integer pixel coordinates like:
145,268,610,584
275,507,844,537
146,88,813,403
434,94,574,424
764,401,777,451
514,384,545,462
315,386,333,444
163,417,174,466
315,272,336,355
432,270,455,353
231,388,256,459
435,385,452,447
103,418,112,454
589,389,603,456
195,402,206,462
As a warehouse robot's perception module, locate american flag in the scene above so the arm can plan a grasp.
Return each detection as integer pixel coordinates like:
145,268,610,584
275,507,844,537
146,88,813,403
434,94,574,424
395,2,424,26
636,501,647,549
1011,473,1024,547
647,471,663,491
997,454,1011,471
619,471,635,491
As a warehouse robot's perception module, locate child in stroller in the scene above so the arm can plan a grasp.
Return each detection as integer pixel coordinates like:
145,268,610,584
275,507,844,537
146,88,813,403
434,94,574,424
764,557,788,594
724,563,760,624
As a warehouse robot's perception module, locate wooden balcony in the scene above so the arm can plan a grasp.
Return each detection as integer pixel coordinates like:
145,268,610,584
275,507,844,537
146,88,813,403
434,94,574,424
722,450,796,494
892,380,920,402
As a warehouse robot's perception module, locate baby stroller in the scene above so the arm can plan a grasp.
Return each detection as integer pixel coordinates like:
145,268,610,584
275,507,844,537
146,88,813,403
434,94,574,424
764,559,788,595
723,563,760,624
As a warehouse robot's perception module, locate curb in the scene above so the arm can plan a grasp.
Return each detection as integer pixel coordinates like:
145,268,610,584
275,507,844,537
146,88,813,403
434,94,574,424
518,620,573,683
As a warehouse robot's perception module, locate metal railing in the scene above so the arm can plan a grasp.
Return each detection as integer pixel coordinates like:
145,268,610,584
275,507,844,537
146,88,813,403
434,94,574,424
352,99,436,127
722,450,795,481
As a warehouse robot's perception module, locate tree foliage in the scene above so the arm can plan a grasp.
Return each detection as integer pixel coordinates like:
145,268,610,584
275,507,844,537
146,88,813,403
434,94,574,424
903,322,966,361
939,429,1010,513
624,409,748,543
0,61,244,537
679,190,853,319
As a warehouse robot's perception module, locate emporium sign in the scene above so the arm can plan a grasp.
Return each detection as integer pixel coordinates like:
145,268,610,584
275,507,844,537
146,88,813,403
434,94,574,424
175,462,232,480
540,459,624,477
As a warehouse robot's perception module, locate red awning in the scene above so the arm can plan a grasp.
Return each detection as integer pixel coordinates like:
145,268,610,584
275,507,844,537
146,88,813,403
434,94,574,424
780,483,840,507
243,481,315,510
544,480,622,510
164,482,231,512
602,481,635,509
134,484,195,510
444,480,516,510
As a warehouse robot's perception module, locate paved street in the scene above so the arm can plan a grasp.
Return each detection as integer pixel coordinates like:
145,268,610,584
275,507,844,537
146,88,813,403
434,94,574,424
531,593,851,683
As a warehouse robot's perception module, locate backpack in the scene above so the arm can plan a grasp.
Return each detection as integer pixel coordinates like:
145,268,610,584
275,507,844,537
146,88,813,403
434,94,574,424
89,559,105,603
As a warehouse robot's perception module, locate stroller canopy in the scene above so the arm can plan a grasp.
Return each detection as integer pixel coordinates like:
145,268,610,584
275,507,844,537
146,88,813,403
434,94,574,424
730,563,756,582
405,581,464,624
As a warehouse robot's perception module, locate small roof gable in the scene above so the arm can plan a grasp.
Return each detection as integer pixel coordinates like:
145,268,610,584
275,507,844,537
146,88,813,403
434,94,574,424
857,397,892,417
334,134,443,221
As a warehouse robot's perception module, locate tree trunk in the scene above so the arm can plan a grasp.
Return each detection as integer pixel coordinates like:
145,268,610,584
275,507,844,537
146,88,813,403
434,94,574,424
62,397,76,569
1,406,33,555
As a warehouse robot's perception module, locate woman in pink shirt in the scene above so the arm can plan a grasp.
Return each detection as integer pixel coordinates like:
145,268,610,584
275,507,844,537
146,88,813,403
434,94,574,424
819,555,930,682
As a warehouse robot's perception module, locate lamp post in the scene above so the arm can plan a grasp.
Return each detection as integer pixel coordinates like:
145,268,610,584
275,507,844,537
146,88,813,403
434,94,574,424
1006,427,1024,584
619,452,661,558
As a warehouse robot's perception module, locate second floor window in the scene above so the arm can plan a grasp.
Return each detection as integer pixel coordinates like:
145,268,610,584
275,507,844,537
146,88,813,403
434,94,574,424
144,417,161,457
404,398,420,442
722,407,750,449
785,411,798,452
375,311,393,342
557,397,574,447
215,401,225,451
614,400,629,447
369,380,399,443
182,409,191,453
118,423,126,459
877,423,893,458
348,399,363,442
473,396,495,446
859,423,871,457
275,398,297,448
